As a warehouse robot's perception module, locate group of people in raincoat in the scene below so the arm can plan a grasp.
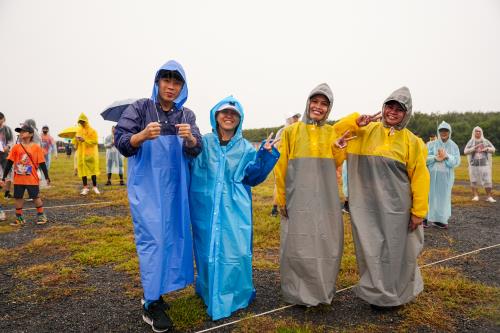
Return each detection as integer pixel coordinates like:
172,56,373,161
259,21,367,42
112,58,496,333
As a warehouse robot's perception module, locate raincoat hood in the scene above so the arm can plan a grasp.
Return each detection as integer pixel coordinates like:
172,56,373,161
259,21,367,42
382,86,413,130
437,121,452,141
78,113,90,127
210,95,244,141
24,119,38,130
302,83,334,126
470,126,484,141
151,60,188,110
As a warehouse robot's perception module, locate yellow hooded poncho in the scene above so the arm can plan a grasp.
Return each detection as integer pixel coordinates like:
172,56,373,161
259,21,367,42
74,113,100,177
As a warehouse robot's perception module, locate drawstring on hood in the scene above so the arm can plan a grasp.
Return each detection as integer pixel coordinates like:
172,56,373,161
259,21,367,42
382,86,413,131
302,83,334,126
151,60,188,110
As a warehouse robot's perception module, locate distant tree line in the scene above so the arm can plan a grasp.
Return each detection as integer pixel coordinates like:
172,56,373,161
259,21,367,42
243,112,500,154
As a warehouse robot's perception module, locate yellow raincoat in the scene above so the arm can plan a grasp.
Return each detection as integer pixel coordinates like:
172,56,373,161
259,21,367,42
74,113,100,177
274,83,344,306
332,86,429,307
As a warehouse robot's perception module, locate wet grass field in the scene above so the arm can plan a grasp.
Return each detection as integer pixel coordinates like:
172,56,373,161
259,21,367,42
0,154,498,332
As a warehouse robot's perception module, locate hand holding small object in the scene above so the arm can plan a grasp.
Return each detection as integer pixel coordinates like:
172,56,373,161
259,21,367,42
175,124,197,147
142,122,161,141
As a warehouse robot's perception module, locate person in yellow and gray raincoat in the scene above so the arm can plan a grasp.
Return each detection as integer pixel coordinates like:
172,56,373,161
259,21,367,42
333,86,430,309
74,113,100,195
274,83,344,306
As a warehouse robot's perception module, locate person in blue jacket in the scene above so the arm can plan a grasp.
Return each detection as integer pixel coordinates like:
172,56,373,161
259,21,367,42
114,60,202,332
426,121,460,229
189,96,280,320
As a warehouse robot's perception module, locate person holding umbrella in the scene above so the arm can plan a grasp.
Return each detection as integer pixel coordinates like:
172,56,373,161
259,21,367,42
74,114,100,195
114,60,202,332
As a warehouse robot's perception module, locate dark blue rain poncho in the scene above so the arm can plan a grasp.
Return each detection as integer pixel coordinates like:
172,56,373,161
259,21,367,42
114,60,202,302
190,96,279,320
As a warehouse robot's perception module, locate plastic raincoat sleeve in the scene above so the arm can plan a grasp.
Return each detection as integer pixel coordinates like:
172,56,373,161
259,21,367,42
274,127,290,207
406,135,430,218
444,145,461,169
115,104,144,157
182,111,203,157
83,129,98,145
427,142,460,169
104,135,113,149
243,144,280,187
331,112,360,165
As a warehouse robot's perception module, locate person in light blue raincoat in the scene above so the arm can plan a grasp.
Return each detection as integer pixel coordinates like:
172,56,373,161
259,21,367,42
426,121,460,229
115,60,202,332
190,96,280,320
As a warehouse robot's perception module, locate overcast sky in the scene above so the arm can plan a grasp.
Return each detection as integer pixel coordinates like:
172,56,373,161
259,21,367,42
1,0,499,141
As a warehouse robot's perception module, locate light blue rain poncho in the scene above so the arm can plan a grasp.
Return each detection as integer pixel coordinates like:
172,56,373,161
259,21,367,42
426,121,460,224
190,96,279,320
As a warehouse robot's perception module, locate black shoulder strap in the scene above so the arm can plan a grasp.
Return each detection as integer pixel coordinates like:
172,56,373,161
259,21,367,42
19,143,38,170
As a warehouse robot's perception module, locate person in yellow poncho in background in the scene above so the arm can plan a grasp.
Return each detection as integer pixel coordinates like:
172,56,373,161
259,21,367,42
74,113,100,195
333,86,430,310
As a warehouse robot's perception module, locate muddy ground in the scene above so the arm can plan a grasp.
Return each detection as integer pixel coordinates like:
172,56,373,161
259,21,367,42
0,199,498,333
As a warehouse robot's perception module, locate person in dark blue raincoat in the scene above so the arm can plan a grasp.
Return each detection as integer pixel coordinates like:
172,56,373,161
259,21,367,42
114,60,202,333
190,96,280,320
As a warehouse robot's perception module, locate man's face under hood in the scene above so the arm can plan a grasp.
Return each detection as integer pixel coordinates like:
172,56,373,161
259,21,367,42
439,129,450,142
157,71,183,106
308,94,330,122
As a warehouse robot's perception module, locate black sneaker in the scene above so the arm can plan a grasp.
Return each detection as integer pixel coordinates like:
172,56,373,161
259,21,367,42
119,180,125,186
4,192,12,199
432,222,448,229
423,219,429,228
142,300,173,332
370,304,401,312
105,180,112,186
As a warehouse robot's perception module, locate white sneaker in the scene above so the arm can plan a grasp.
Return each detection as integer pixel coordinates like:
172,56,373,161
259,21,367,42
486,197,496,203
80,187,90,195
0,210,6,221
92,187,101,195
472,196,479,201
